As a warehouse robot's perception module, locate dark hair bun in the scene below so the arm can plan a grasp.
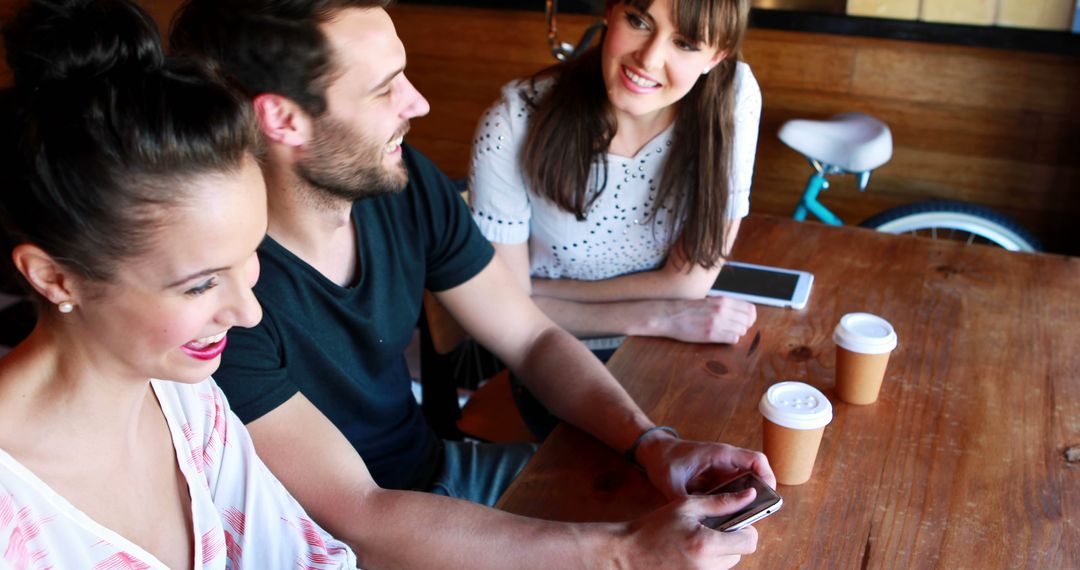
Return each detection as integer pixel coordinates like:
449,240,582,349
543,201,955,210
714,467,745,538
0,0,256,286
3,0,164,95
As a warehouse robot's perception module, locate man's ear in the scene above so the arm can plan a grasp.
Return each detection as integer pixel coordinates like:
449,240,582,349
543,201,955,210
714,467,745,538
11,244,82,307
252,93,312,148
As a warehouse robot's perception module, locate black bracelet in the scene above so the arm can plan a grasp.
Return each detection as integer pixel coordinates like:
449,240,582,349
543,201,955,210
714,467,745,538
623,425,680,467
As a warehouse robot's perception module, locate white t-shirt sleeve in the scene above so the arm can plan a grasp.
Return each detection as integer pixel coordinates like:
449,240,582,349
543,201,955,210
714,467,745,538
468,80,535,244
729,62,761,220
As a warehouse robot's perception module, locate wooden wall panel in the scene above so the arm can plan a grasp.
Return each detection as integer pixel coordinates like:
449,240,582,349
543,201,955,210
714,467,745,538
391,5,1080,254
767,91,1041,163
740,36,856,94
392,5,560,181
394,4,581,65
851,48,1079,115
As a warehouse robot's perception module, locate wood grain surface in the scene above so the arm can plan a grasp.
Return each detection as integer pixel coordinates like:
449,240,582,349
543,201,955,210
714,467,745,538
497,215,1080,569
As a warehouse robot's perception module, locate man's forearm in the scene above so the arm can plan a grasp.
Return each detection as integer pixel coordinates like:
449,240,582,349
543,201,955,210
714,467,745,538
345,488,624,569
431,257,657,454
512,325,655,455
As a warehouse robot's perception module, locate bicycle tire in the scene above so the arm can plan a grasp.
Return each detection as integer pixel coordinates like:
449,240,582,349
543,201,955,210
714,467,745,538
859,200,1042,252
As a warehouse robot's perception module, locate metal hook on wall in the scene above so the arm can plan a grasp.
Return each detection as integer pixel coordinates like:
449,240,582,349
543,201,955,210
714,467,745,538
545,0,605,61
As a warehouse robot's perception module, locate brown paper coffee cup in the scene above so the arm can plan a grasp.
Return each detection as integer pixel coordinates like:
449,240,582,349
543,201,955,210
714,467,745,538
836,348,891,405
763,419,825,486
833,313,898,406
759,381,833,486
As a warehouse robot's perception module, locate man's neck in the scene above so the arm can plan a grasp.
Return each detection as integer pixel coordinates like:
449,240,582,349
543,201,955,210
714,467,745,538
263,162,359,287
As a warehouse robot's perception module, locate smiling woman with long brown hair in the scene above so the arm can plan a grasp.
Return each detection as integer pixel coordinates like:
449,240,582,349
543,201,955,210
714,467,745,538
470,0,759,349
468,0,760,434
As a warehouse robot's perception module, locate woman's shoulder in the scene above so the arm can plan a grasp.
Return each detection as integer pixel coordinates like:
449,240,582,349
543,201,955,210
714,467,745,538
475,75,557,143
494,75,556,111
732,61,762,116
505,73,555,95
733,61,760,97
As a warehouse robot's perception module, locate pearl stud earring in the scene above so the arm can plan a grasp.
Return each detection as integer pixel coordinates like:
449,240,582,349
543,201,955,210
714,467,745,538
58,301,75,314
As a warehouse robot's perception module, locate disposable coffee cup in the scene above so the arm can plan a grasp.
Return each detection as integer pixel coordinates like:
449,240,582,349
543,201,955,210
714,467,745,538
759,381,833,486
833,313,898,405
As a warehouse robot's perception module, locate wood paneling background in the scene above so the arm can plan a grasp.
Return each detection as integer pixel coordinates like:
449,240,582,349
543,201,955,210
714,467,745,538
391,4,1080,254
1,1,1076,253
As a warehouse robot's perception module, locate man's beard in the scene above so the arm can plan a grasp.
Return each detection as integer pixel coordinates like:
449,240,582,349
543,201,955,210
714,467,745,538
297,114,409,203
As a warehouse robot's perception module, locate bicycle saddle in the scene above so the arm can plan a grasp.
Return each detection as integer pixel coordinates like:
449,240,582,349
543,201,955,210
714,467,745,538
778,113,893,173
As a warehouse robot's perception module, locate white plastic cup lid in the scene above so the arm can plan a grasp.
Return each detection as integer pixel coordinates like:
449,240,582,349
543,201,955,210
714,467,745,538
833,312,898,355
759,381,833,430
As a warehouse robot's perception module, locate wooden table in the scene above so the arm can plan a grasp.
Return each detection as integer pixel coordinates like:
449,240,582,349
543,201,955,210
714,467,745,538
497,215,1079,568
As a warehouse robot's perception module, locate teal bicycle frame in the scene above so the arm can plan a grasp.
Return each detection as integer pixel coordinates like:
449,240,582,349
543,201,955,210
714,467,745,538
792,160,872,226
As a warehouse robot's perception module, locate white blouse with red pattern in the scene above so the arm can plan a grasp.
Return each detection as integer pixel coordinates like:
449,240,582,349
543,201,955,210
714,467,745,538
0,378,358,569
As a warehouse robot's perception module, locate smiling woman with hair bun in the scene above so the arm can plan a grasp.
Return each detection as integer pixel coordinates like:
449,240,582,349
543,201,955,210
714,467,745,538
0,0,357,566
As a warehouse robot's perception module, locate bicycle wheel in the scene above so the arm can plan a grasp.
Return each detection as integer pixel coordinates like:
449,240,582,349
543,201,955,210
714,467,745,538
859,200,1042,252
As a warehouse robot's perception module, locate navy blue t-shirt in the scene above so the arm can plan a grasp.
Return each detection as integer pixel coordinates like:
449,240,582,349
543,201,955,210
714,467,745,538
214,146,494,490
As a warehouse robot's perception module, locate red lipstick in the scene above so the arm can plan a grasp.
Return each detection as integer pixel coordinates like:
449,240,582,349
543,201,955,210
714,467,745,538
180,335,228,361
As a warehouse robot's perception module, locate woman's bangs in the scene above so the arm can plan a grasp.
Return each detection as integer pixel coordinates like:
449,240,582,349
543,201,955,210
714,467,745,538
681,0,749,49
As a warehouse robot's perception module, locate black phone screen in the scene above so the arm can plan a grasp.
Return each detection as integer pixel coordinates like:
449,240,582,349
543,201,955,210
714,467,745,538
702,473,782,531
712,264,800,300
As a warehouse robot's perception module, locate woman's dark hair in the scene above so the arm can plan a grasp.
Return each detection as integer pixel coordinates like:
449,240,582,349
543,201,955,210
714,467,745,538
0,0,257,286
169,0,392,117
521,0,751,270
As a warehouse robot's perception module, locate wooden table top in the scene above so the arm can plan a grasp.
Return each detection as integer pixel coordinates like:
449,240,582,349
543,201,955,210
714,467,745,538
497,214,1079,568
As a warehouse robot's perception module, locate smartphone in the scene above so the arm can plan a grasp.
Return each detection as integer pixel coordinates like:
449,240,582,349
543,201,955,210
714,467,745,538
701,472,783,532
708,261,814,310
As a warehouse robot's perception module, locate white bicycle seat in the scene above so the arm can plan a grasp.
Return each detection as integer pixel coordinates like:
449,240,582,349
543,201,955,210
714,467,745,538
778,113,893,173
